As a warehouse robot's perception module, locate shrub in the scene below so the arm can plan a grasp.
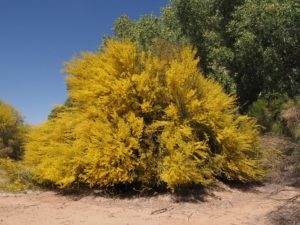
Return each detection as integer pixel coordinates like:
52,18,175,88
24,40,263,190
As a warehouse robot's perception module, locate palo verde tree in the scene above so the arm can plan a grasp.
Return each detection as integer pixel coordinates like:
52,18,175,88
25,40,263,190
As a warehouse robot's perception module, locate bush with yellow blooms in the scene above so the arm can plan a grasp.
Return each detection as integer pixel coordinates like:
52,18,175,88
24,40,263,190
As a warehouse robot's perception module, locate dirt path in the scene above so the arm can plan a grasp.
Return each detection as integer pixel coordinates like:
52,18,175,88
0,184,299,225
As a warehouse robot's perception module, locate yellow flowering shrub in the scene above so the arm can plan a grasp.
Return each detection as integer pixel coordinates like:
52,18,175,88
0,100,27,159
24,40,263,189
0,159,34,191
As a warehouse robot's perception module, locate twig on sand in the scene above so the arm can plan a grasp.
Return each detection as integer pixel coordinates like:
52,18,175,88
151,206,174,215
267,188,300,201
269,193,300,225
187,212,194,221
268,188,300,196
277,194,300,210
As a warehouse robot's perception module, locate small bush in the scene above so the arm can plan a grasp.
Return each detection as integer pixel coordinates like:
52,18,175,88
24,40,263,190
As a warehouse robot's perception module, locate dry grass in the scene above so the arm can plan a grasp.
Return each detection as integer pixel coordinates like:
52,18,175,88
261,134,300,225
281,104,300,129
260,134,300,186
269,193,300,225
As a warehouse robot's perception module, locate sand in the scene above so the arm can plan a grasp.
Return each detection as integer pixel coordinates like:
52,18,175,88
0,184,299,225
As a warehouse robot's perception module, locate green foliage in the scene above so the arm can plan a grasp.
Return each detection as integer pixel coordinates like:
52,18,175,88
248,94,300,142
24,40,263,190
113,11,188,51
228,0,300,105
173,0,300,104
171,0,240,93
114,14,162,51
0,100,27,159
48,98,74,120
247,94,289,132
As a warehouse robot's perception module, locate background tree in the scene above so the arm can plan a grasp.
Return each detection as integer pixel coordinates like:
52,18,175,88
113,10,188,51
172,0,242,93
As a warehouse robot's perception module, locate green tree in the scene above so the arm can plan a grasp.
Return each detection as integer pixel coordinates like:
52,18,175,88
171,0,300,105
172,0,242,93
228,0,300,106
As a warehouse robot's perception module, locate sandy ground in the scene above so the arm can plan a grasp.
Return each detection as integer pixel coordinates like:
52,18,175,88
0,184,299,225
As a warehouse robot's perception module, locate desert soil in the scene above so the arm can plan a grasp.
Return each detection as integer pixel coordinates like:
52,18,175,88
0,184,299,225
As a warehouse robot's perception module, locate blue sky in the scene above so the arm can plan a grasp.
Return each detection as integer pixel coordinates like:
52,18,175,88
0,0,169,124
